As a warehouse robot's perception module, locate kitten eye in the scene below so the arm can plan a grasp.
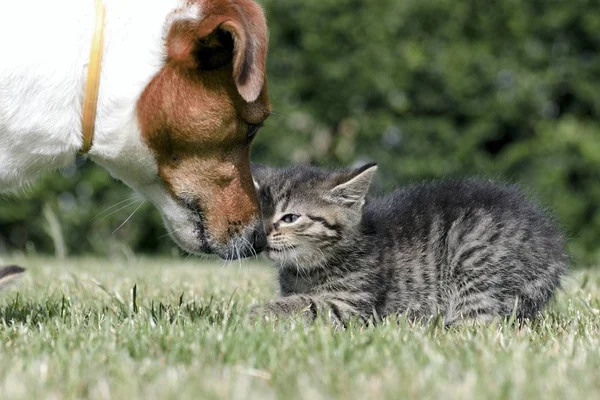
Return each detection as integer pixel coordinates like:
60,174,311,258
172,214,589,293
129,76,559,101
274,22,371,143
280,214,300,224
247,123,263,141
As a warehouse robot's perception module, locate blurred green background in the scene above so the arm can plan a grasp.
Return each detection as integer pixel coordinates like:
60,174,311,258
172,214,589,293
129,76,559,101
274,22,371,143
1,0,599,265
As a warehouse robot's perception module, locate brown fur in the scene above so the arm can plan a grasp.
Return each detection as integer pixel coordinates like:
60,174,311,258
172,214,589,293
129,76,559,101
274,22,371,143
137,0,270,245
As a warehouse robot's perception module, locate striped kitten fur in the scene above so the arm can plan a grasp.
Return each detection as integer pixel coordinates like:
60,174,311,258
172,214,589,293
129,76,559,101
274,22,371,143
252,164,568,325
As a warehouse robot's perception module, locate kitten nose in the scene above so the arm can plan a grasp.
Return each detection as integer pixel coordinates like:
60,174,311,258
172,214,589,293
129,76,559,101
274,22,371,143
252,224,267,253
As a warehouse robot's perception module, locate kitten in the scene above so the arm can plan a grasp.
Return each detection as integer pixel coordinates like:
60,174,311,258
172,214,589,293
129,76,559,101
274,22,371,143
251,163,568,325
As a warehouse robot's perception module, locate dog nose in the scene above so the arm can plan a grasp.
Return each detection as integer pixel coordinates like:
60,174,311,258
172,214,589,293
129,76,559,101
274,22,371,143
252,224,267,253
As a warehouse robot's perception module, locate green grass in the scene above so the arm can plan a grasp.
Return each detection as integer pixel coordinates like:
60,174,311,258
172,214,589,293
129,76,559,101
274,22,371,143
0,255,598,400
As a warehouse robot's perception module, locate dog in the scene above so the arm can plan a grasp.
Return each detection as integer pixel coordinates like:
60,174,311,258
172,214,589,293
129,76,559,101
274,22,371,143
0,0,271,260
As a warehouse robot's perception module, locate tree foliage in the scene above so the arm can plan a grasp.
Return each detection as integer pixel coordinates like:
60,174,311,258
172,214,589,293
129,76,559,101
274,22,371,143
1,0,599,264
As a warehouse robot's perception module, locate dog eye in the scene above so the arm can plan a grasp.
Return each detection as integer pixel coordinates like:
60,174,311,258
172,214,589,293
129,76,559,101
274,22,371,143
247,123,263,141
280,214,300,224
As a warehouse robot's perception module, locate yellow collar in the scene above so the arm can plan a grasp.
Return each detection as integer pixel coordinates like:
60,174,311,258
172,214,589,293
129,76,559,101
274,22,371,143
81,0,106,154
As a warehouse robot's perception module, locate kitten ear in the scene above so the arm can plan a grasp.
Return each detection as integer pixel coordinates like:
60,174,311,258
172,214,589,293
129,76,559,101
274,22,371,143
329,163,377,206
251,163,271,190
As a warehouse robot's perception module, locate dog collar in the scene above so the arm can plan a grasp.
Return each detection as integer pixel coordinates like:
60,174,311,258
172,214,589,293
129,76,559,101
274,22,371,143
80,0,106,154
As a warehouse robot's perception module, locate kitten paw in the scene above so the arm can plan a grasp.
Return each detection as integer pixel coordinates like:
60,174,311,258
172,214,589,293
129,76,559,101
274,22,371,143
248,300,314,324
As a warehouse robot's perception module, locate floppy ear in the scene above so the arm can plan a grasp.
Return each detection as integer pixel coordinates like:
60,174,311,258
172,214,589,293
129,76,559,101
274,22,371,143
166,1,268,102
328,163,377,207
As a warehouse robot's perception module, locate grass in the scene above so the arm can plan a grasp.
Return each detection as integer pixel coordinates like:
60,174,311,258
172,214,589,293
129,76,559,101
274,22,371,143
0,254,598,400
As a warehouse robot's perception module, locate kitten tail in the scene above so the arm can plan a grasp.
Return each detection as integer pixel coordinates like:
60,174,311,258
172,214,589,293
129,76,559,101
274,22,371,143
0,265,26,290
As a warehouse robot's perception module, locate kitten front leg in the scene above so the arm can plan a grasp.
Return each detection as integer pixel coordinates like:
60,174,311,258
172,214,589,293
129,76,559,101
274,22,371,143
262,295,316,320
249,295,316,324
251,294,369,325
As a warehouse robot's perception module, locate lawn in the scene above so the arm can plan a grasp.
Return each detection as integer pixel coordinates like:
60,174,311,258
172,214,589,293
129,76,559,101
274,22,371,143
0,254,598,400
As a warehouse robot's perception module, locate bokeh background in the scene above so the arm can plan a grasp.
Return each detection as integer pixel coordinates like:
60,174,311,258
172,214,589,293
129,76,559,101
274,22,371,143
1,0,599,265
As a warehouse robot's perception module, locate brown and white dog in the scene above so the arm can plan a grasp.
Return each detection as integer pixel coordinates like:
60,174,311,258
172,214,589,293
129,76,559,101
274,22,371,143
0,0,271,259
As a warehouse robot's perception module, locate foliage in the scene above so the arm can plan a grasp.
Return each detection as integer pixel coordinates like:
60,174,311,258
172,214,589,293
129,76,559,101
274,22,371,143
1,0,599,263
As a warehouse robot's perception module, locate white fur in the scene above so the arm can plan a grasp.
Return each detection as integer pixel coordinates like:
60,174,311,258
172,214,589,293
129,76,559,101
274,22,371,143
0,0,217,254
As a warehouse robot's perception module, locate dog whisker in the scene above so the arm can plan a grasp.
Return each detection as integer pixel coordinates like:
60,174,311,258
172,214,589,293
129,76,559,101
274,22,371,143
93,196,140,220
240,235,257,260
112,201,145,234
158,227,184,240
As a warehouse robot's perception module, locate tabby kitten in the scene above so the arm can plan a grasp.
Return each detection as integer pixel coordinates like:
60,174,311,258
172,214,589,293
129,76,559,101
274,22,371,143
252,164,567,325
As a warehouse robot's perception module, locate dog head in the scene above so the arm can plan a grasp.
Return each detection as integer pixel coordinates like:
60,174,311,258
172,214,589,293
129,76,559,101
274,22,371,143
104,0,270,259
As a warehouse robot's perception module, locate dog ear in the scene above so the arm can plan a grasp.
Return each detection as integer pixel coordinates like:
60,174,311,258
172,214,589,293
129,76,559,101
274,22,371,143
166,1,268,103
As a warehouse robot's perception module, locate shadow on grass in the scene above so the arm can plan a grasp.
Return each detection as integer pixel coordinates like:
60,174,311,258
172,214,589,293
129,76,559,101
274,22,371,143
0,294,70,326
0,290,241,328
